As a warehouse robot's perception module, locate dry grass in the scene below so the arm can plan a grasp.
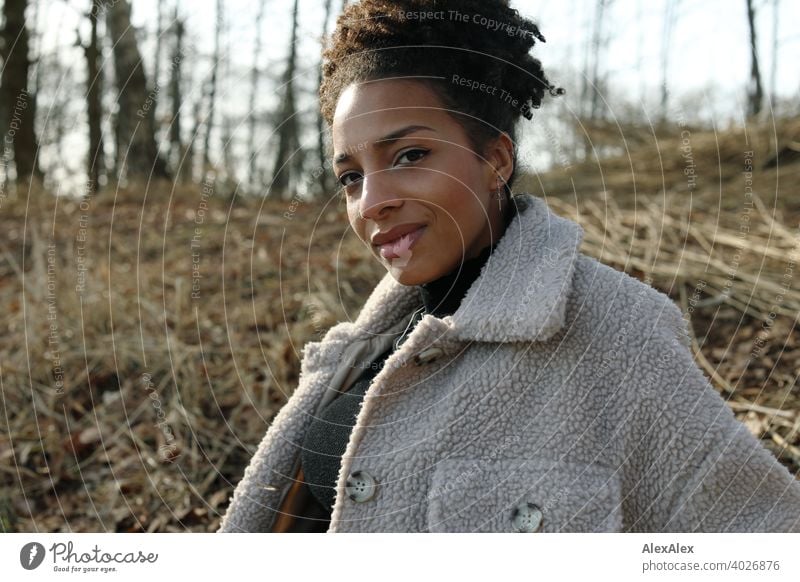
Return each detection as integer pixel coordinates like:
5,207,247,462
1,116,799,532
0,181,384,532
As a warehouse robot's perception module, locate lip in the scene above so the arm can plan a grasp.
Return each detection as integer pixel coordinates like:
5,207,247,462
371,223,427,246
374,225,427,259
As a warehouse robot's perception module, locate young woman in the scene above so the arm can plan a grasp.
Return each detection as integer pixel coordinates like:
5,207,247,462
218,0,800,533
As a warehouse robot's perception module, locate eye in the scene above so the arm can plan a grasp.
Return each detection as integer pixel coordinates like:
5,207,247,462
337,171,362,188
335,148,429,196
395,148,429,165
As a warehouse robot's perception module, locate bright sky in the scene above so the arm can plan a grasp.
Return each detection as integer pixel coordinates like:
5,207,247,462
123,0,798,108
35,0,800,192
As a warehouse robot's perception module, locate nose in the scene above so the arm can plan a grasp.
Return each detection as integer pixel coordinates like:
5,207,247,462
358,170,402,222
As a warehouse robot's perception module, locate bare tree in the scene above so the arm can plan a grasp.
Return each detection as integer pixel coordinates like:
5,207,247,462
588,0,607,121
202,0,223,173
270,0,302,199
153,0,164,95
169,8,189,183
80,1,106,191
746,0,764,117
580,0,613,122
220,113,236,187
150,0,164,146
769,0,779,104
1,0,43,183
218,13,238,189
315,0,334,197
246,0,267,192
187,97,203,184
660,0,680,121
577,0,608,160
105,0,168,181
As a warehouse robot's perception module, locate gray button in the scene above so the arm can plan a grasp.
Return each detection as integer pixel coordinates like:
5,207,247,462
511,502,543,532
413,346,444,365
345,470,378,503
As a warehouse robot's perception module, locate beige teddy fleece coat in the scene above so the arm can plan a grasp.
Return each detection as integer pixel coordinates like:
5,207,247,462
218,193,800,533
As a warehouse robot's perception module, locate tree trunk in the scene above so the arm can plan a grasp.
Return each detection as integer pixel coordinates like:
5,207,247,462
746,0,764,117
588,0,606,121
187,98,202,184
150,0,163,147
83,2,105,191
246,0,267,192
220,113,236,186
769,0,779,106
169,9,188,182
1,0,43,183
660,0,679,121
316,0,334,198
202,0,223,173
270,0,301,199
105,0,168,182
153,0,163,96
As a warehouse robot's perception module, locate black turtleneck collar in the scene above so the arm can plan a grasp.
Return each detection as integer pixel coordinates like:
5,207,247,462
417,199,517,318
418,240,498,317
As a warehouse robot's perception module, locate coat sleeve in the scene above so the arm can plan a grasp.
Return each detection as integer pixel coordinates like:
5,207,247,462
622,307,800,532
216,345,325,532
216,421,283,533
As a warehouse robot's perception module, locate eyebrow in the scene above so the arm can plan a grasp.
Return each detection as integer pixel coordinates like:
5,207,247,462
333,125,436,165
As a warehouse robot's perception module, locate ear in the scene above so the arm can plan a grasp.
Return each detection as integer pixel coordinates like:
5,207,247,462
482,131,514,188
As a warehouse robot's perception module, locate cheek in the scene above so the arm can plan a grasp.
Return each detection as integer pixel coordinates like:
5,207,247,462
346,205,365,240
433,184,483,229
441,198,486,251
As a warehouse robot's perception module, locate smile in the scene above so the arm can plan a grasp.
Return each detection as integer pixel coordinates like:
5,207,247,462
377,226,427,259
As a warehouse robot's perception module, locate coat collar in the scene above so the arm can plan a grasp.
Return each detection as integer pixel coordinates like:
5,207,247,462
325,193,585,345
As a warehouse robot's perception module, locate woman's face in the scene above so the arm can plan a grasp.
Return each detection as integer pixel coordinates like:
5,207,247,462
332,79,513,286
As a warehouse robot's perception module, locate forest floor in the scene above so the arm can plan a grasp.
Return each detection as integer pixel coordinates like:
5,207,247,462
1,117,799,532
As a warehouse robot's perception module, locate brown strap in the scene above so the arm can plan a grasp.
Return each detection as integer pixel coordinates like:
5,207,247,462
271,467,306,533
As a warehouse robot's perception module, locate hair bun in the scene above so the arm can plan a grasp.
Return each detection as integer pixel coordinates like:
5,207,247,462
321,0,563,127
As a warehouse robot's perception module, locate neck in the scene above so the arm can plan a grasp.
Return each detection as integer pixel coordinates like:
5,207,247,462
417,196,517,318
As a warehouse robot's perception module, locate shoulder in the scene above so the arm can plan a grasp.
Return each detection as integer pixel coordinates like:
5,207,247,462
567,253,691,350
555,253,696,405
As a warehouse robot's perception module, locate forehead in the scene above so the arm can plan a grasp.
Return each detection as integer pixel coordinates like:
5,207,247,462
332,80,452,152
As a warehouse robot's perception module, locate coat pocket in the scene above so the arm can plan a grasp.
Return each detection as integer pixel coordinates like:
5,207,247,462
426,457,623,532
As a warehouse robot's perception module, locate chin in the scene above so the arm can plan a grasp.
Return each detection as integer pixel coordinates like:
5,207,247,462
386,260,431,286
388,267,417,286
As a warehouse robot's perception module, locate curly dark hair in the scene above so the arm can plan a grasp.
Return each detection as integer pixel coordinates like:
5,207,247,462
319,0,564,193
